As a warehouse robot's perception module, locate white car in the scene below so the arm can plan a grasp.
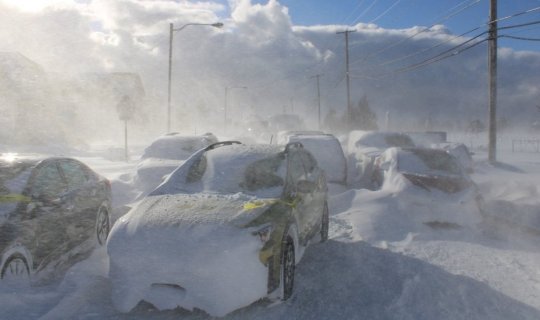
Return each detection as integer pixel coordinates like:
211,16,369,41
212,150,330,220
135,133,217,193
279,131,347,185
107,141,328,317
373,147,483,229
347,130,415,189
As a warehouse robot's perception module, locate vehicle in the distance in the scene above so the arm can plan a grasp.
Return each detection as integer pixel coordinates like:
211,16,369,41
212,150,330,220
107,141,329,317
0,154,112,285
372,147,483,228
347,130,415,189
135,132,218,193
279,131,347,186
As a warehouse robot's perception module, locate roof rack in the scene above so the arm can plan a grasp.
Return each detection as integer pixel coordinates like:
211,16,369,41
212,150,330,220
204,141,242,151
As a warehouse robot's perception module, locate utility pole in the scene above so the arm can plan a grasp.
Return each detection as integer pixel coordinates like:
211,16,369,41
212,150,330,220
337,29,355,131
311,74,323,130
167,22,173,133
488,0,498,163
167,22,223,133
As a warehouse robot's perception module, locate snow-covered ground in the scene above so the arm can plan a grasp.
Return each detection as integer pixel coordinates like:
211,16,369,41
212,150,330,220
1,148,540,319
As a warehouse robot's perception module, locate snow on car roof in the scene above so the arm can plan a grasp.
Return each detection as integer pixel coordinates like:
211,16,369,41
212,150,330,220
152,144,286,197
349,130,415,151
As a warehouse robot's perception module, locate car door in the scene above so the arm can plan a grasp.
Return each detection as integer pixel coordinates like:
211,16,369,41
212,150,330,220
57,159,100,248
285,149,311,244
23,160,70,271
298,149,326,238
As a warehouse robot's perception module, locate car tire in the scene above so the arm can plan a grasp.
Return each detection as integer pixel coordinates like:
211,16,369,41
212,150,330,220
1,253,30,287
280,233,295,301
96,205,111,246
320,202,329,243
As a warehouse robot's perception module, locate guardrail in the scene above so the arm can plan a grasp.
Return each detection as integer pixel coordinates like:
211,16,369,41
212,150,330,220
511,139,540,153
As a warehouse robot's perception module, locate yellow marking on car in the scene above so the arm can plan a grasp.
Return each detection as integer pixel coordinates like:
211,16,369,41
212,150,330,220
243,198,299,211
243,199,279,211
0,193,31,203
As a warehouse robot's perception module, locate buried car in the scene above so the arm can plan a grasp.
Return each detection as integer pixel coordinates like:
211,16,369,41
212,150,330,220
136,132,218,194
347,130,415,189
107,141,329,317
0,154,111,285
372,147,483,228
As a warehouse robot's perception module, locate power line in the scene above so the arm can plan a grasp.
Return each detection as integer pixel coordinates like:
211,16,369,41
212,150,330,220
499,34,540,41
352,26,487,71
369,0,403,24
349,0,482,64
351,17,540,79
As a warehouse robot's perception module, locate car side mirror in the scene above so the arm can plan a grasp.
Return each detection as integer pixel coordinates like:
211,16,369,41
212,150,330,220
296,180,316,193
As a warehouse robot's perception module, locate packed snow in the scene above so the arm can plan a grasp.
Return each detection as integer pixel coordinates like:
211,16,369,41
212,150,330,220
1,142,540,319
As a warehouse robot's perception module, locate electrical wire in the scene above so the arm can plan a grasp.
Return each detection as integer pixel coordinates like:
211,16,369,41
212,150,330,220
369,0,403,24
349,0,482,64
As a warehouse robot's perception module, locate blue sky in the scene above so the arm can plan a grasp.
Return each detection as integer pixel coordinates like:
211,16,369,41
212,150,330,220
248,0,540,52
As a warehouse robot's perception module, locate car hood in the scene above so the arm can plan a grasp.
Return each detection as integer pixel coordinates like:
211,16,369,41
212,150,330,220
115,193,279,233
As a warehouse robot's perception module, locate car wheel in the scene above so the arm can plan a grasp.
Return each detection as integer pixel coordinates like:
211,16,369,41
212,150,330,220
280,234,295,301
1,253,30,287
320,202,329,242
96,205,111,246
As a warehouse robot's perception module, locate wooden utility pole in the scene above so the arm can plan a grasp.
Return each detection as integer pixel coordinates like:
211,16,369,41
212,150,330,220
311,74,323,130
488,0,498,163
337,30,355,131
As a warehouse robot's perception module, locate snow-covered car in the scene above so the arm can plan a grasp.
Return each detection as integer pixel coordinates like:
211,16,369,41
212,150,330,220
372,147,483,228
0,154,111,285
136,132,218,193
279,132,347,185
347,130,415,189
107,141,329,316
431,142,474,173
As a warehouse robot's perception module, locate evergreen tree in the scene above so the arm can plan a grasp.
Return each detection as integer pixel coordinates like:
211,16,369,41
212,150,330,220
348,94,378,131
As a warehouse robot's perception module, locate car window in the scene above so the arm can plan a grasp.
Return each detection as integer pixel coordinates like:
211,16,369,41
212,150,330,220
31,162,66,199
299,150,317,174
243,155,284,191
399,149,463,176
287,151,307,184
59,160,89,190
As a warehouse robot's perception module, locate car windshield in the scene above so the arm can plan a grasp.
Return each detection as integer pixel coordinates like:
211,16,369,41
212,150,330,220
398,149,463,176
159,146,286,197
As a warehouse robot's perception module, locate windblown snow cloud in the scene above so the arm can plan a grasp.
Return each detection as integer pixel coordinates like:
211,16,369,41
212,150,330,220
0,0,539,142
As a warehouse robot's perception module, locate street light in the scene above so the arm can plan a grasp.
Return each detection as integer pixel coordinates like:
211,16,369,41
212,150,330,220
167,22,223,133
224,86,247,133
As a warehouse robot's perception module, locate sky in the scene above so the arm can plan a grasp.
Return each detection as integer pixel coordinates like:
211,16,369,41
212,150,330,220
1,0,540,144
246,0,540,52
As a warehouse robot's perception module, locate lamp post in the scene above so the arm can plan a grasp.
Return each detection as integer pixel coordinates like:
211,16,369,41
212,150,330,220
224,86,247,133
167,22,223,133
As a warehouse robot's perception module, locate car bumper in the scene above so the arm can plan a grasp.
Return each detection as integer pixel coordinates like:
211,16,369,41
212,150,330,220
108,223,268,317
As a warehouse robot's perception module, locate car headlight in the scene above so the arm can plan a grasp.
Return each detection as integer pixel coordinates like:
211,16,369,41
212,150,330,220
252,224,273,243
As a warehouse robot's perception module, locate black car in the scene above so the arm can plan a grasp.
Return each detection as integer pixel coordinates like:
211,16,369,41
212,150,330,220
0,155,112,285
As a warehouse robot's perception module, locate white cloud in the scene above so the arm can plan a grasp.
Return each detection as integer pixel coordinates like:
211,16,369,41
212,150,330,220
0,0,539,141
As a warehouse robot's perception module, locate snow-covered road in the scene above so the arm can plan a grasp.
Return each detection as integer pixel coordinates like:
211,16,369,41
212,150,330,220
1,151,540,319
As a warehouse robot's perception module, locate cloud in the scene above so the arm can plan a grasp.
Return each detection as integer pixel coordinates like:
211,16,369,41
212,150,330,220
1,0,539,143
